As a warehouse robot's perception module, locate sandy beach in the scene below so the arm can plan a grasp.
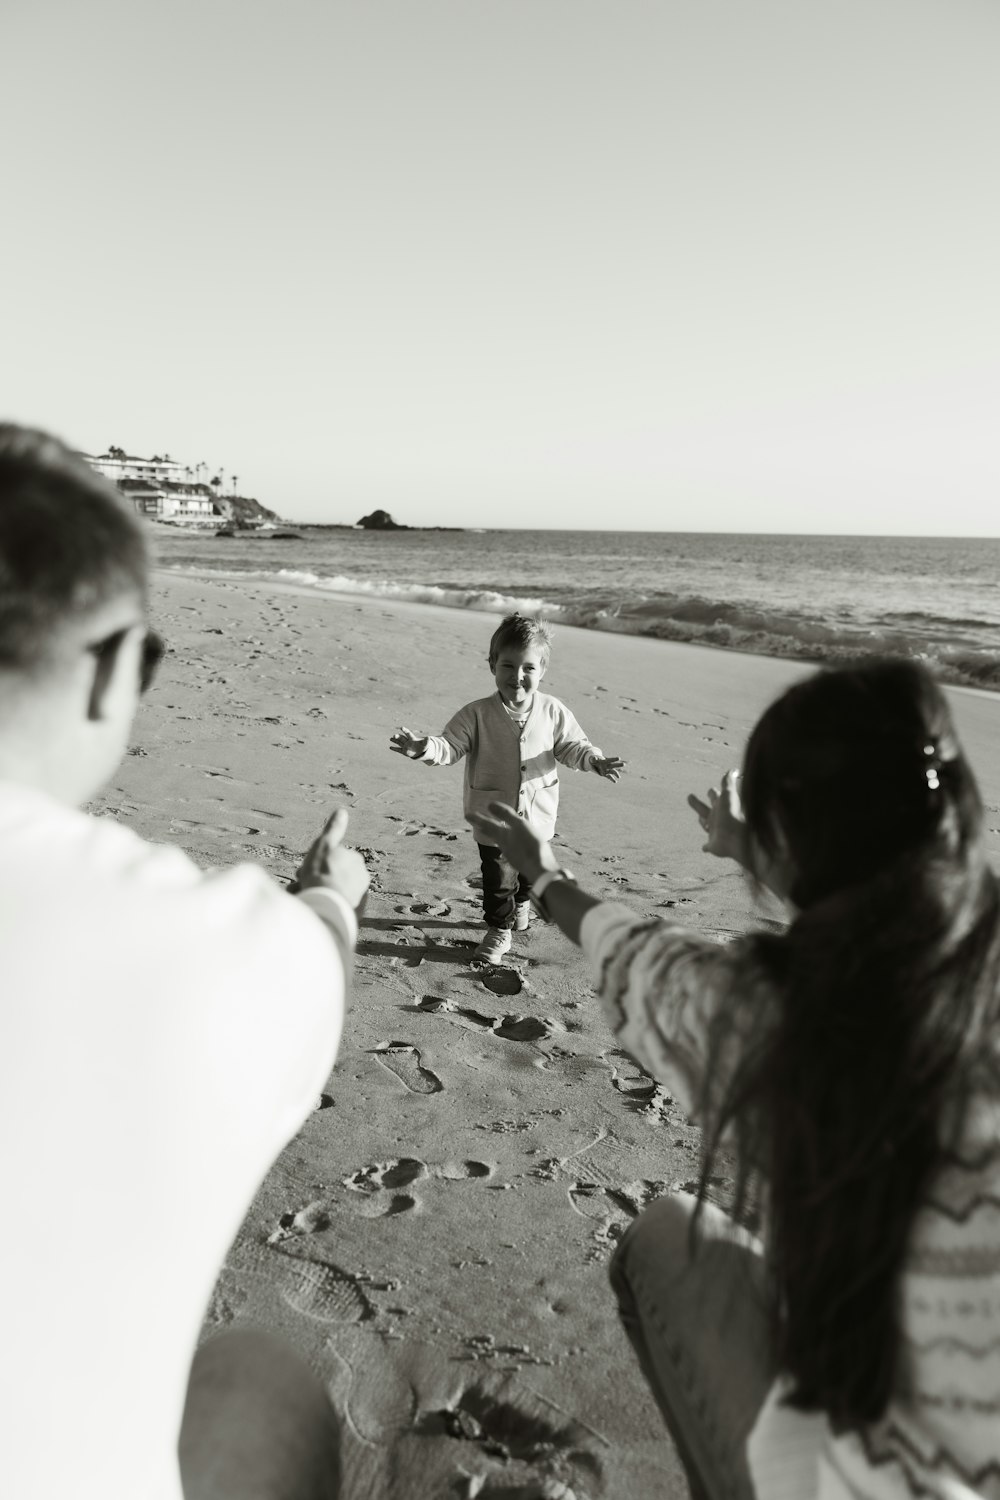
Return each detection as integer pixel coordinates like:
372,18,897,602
93,569,1000,1500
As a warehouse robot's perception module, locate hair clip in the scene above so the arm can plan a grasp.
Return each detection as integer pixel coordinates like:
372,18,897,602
923,743,941,791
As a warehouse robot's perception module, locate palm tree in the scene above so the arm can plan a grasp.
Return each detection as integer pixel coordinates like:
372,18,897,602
231,474,238,497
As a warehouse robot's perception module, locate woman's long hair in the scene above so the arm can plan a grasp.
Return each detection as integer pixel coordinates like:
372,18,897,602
700,659,1000,1428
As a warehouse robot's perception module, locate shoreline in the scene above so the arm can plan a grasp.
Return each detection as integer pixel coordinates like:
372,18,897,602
153,563,1000,706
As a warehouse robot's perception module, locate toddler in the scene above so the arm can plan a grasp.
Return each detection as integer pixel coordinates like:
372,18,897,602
390,613,625,962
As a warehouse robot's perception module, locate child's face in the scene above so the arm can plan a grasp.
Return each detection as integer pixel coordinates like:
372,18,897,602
492,644,547,709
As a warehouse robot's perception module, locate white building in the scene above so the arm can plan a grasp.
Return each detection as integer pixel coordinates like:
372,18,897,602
84,449,187,485
78,449,223,524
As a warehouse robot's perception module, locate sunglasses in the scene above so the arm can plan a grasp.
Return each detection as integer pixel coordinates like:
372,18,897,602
87,626,165,694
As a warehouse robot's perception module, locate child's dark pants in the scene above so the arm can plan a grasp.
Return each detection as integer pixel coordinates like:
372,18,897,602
477,844,534,929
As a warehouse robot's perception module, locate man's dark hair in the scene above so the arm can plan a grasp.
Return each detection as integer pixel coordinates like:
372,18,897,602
0,424,148,672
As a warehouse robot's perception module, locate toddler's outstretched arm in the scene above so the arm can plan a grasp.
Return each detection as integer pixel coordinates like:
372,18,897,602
390,726,428,759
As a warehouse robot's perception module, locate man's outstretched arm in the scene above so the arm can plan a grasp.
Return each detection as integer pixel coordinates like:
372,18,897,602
289,808,370,978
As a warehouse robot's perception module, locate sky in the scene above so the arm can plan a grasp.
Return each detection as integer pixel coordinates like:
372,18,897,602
3,0,999,533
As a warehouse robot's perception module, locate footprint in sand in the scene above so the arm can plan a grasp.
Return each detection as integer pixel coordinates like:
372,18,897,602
417,996,554,1043
339,1190,419,1219
372,1042,443,1093
277,1257,375,1324
429,1388,601,1477
276,1157,496,1229
495,1015,551,1041
347,1157,428,1192
477,967,524,996
270,1200,332,1240
438,1160,493,1180
604,1049,675,1122
343,1156,493,1214
568,1179,670,1252
387,817,459,841
390,928,426,967
606,1048,659,1100
569,1181,631,1225
568,1182,640,1255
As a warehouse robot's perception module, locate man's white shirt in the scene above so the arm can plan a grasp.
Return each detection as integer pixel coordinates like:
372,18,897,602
0,782,348,1499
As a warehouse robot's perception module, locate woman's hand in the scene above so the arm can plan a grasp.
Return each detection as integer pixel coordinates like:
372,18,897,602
474,802,558,885
687,769,751,867
389,726,428,759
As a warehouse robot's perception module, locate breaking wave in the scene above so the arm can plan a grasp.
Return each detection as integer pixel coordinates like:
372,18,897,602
164,564,1000,694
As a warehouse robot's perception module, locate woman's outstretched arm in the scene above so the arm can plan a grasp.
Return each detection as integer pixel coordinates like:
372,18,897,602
474,802,601,946
689,769,795,906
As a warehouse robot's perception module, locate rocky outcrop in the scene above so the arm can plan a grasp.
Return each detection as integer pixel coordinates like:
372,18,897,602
356,509,408,530
214,495,281,526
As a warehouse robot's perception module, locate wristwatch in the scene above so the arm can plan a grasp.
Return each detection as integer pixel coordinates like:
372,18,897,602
530,867,577,923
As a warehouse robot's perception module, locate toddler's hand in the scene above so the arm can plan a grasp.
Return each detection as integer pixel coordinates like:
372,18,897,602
390,726,428,759
594,755,627,783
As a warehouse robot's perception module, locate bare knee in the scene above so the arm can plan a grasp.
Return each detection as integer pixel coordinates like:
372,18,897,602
610,1191,698,1302
179,1328,340,1500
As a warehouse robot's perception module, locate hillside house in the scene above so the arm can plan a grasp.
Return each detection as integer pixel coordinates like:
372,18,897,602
78,449,222,523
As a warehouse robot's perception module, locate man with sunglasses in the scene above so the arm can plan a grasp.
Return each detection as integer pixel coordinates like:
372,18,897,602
0,425,364,1498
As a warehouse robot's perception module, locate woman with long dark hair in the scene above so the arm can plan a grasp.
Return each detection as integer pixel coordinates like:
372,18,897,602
478,659,1000,1500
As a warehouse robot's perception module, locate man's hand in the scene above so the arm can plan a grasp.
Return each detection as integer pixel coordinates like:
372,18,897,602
290,809,370,912
389,726,428,759
686,769,751,866
474,802,559,885
593,755,627,783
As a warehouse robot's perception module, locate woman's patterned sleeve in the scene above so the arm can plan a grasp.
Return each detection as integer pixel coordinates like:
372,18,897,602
580,901,764,1128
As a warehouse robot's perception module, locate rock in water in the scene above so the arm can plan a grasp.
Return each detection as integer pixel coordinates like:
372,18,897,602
356,509,407,530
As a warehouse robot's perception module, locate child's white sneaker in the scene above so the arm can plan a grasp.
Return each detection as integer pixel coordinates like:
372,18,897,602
473,927,512,963
514,902,531,931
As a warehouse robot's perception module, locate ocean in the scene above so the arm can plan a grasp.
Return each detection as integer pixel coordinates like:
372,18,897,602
154,527,1000,694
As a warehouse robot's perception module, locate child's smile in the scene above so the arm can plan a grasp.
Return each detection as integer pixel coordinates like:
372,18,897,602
492,645,547,709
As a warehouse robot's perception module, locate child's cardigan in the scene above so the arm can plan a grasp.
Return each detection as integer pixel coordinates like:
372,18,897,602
419,691,603,841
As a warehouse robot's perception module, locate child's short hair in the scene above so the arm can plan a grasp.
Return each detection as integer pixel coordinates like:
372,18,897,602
488,613,554,669
0,424,149,674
